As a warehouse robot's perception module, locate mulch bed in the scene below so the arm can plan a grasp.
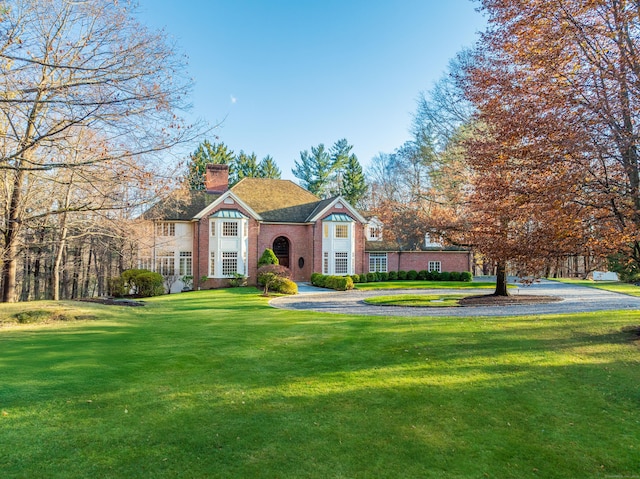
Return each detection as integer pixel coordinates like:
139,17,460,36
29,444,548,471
459,294,561,307
76,298,145,307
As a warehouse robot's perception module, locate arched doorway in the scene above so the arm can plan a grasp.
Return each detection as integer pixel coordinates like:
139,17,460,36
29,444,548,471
273,236,290,268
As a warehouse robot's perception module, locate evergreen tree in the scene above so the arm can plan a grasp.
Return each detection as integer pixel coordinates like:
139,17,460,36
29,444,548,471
234,151,261,184
187,140,234,190
259,155,282,179
292,144,333,197
341,154,368,207
328,139,353,196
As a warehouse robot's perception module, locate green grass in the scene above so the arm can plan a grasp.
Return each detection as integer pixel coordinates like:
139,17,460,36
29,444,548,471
364,293,469,307
551,278,640,297
354,280,509,290
1,288,640,478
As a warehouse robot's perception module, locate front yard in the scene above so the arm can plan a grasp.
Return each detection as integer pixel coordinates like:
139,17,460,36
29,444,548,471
1,288,639,478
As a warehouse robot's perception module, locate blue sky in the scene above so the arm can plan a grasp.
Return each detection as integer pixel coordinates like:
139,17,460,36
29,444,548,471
136,1,486,180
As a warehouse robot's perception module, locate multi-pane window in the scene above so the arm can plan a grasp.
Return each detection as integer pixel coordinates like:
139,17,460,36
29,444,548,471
157,251,175,275
428,261,442,273
222,252,238,276
222,221,238,237
368,226,381,240
369,253,388,273
179,252,192,276
155,222,175,236
323,252,329,274
335,252,348,275
210,221,216,236
139,257,153,271
323,224,329,238
209,252,215,277
335,224,348,238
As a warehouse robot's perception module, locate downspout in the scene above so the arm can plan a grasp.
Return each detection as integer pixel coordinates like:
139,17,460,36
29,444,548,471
196,220,200,289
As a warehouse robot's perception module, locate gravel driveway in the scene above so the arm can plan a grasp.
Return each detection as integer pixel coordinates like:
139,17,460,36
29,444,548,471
270,280,640,317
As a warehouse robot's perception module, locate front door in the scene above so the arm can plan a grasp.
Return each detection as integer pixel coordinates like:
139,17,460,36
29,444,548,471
273,236,290,268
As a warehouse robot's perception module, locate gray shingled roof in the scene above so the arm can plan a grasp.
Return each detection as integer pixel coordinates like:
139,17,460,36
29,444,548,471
141,191,219,221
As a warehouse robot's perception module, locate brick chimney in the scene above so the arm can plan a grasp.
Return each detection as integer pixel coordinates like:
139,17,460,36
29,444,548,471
205,164,229,194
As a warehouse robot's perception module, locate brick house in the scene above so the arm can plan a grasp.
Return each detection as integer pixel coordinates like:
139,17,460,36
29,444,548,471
139,165,472,292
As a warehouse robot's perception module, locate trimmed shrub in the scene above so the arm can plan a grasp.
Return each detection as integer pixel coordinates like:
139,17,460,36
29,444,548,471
108,276,127,298
440,271,451,281
257,265,291,294
359,272,368,283
417,270,428,280
367,272,377,282
350,274,360,283
325,275,353,291
388,270,398,280
135,272,165,297
378,272,389,281
397,270,407,280
428,271,441,281
258,248,279,267
310,272,323,286
460,271,473,282
449,271,461,282
273,277,298,295
407,270,418,280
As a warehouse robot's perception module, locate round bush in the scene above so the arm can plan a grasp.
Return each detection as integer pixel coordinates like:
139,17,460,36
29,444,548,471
367,272,377,282
273,277,298,295
108,277,127,297
440,271,451,281
460,271,473,282
135,271,165,297
388,271,398,280
417,270,428,280
378,272,389,281
359,273,368,283
350,274,360,283
449,271,461,281
397,270,407,280
407,270,418,280
258,248,279,267
428,271,441,281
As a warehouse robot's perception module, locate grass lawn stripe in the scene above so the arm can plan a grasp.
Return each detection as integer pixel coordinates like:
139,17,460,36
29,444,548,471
0,288,639,478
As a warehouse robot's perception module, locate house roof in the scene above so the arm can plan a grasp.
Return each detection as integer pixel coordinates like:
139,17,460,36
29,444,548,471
141,178,368,225
365,240,470,253
141,191,218,221
229,178,323,223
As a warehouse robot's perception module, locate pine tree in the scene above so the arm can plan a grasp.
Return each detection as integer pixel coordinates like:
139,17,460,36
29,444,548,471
259,155,282,179
341,154,368,207
292,144,333,197
187,140,234,190
234,151,261,185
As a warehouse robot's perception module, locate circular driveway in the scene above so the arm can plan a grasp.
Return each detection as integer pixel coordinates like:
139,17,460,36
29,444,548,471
270,280,640,317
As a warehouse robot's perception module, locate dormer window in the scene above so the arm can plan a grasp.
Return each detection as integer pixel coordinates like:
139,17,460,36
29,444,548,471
366,218,383,241
424,233,442,248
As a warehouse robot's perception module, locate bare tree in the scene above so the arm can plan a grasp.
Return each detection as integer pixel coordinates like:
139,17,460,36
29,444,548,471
0,0,199,301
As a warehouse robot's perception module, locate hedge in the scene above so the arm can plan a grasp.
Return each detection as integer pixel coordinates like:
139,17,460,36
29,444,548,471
310,273,354,291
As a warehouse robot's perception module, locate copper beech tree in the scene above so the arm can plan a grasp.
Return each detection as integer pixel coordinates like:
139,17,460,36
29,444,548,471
460,0,640,294
0,0,198,301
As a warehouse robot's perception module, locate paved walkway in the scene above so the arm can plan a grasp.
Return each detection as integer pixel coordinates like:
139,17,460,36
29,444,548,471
277,280,640,317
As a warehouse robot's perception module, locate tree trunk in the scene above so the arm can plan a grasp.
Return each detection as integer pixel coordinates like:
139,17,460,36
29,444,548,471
2,169,25,303
494,261,510,296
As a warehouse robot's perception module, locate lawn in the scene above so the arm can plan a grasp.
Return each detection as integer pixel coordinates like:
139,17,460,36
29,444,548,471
552,278,640,297
1,288,639,478
354,280,507,290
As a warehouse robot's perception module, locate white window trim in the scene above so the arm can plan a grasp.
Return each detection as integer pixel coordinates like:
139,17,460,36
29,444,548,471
208,218,248,278
369,253,388,273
